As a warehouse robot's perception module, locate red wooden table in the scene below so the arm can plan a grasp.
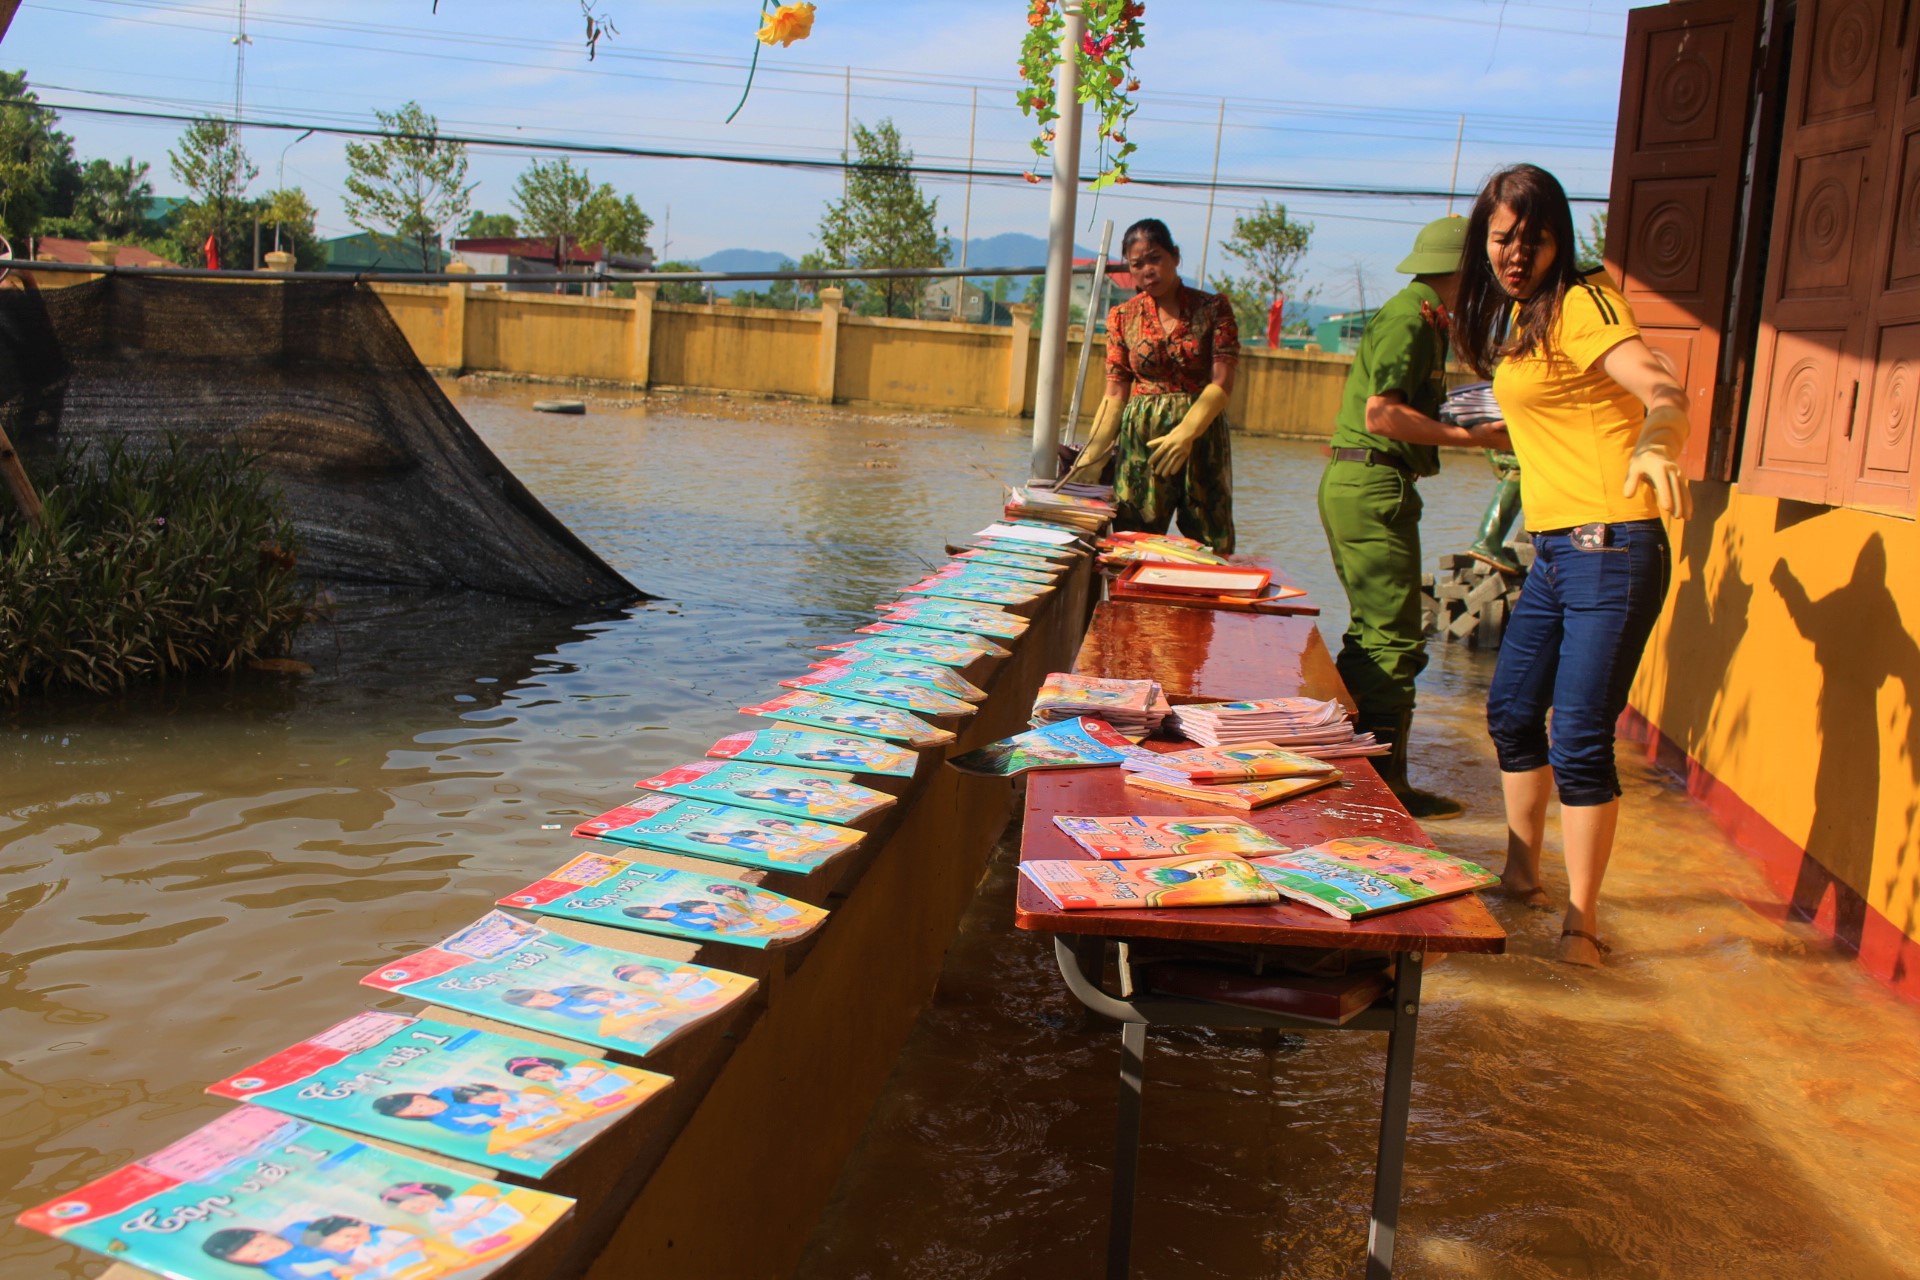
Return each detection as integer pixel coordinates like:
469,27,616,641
1017,598,1505,1280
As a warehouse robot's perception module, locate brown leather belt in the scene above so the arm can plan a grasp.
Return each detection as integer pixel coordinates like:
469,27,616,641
1330,447,1414,476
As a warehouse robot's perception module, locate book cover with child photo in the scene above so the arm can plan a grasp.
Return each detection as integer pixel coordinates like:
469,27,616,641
736,691,953,749
207,1011,668,1178
574,792,864,875
499,851,827,948
633,759,895,825
18,1105,572,1280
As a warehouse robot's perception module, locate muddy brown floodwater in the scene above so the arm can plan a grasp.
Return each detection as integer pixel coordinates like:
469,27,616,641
5,385,1916,1279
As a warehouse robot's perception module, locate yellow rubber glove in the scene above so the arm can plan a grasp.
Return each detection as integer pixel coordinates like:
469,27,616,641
1063,393,1125,484
1146,383,1228,479
1622,403,1692,519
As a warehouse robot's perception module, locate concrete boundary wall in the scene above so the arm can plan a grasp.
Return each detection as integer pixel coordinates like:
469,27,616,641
368,280,1362,439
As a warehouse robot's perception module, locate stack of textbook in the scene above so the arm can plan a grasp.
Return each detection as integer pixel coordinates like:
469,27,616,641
1169,696,1387,757
1030,672,1169,737
1120,742,1341,809
1003,484,1115,533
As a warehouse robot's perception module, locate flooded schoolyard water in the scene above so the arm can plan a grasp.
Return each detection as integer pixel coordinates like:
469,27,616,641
4,385,1916,1278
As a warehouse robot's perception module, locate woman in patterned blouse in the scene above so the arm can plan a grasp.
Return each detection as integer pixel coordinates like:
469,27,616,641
1065,218,1241,553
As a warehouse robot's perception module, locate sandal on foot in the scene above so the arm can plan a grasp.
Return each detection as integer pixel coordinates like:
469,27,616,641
1556,929,1611,967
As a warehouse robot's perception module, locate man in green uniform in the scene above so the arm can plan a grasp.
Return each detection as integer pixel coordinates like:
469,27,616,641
1318,216,1509,819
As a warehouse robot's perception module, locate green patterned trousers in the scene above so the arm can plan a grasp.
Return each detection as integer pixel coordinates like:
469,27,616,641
1112,391,1237,555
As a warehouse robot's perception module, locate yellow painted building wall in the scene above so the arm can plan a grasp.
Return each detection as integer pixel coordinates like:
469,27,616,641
651,301,819,397
1628,483,1920,969
836,315,1011,413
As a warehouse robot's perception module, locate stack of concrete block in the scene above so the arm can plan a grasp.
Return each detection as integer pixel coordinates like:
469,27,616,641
1421,541,1533,648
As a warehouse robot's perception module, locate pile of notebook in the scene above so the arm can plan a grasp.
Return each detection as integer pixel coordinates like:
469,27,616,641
1004,484,1115,533
1439,381,1502,427
1097,530,1232,566
1030,672,1170,738
1169,696,1387,756
1121,742,1341,809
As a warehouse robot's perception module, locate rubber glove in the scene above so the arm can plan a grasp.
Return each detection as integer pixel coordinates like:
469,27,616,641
1063,393,1125,483
1622,403,1692,519
1146,383,1229,479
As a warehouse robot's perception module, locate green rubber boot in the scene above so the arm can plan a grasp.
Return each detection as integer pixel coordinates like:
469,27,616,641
1362,709,1465,822
1466,473,1524,575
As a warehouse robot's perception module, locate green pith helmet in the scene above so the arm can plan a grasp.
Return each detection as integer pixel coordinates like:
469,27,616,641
1396,214,1467,276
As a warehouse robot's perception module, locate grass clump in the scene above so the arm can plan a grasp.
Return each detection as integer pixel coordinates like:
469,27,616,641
0,438,309,699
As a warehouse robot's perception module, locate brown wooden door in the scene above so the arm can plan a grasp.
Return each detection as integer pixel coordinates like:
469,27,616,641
1605,0,1762,481
1742,0,1906,504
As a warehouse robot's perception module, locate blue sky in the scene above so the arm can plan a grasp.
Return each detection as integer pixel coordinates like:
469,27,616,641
7,0,1638,304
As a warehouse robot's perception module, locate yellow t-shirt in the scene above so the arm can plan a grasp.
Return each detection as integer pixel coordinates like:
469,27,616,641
1492,270,1660,531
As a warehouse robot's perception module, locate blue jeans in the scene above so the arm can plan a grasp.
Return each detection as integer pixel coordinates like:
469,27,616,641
1486,519,1671,806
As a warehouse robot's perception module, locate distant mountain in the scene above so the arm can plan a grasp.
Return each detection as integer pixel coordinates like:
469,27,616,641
949,232,1094,271
695,248,796,295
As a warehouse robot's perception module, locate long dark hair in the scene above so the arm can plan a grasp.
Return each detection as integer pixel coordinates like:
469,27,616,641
1454,165,1584,378
1120,218,1179,262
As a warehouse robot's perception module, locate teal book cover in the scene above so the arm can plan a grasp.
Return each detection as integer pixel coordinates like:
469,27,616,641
574,792,863,874
500,851,827,948
207,1012,669,1178
805,654,986,702
709,726,921,776
633,758,895,824
817,634,989,669
736,690,953,748
780,667,978,717
873,599,1028,639
361,911,756,1057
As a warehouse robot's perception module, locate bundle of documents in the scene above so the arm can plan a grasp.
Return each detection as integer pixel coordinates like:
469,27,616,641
1003,484,1116,533
1098,531,1233,566
1030,672,1169,737
1120,741,1341,809
1169,697,1387,756
1439,381,1502,427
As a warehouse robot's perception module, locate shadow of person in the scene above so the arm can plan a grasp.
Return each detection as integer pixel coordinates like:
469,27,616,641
1769,533,1920,952
1648,485,1756,758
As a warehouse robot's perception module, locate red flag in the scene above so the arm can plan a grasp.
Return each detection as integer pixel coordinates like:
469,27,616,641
1265,295,1286,348
203,233,220,270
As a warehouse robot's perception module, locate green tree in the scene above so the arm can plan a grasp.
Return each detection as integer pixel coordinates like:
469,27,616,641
342,101,473,270
580,188,651,258
817,119,943,318
169,116,257,266
1208,200,1315,346
653,260,707,304
0,71,80,242
257,187,323,269
73,157,154,240
1576,210,1609,269
460,210,518,238
513,156,594,264
731,260,802,310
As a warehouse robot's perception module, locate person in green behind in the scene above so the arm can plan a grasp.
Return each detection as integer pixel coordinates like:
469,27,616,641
1320,215,1510,819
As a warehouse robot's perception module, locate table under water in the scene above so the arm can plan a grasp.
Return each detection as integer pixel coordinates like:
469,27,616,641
4,386,1917,1278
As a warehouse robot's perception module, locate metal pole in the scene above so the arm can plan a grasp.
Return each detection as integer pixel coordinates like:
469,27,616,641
1446,114,1465,215
842,66,852,198
1029,3,1087,482
958,85,978,320
1063,218,1113,447
1196,97,1225,288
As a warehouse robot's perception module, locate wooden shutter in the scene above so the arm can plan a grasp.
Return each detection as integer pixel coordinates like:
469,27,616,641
1848,2,1920,512
1742,0,1906,503
1605,0,1762,481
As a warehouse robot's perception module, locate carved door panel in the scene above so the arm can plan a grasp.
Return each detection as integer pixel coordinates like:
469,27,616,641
1742,0,1903,503
1852,1,1920,511
1605,0,1761,481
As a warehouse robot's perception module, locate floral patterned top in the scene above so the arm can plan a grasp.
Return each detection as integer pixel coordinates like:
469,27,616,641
1105,286,1240,397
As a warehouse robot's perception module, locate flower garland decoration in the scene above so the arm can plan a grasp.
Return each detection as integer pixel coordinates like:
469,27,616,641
1017,0,1145,189
727,2,818,123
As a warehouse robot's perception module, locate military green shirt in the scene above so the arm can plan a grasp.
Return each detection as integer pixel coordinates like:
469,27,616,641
1329,280,1447,477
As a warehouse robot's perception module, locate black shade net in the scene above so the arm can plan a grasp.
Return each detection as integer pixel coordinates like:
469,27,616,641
0,275,646,607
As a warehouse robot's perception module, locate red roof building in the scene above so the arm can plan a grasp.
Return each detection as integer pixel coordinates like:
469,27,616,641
30,237,180,268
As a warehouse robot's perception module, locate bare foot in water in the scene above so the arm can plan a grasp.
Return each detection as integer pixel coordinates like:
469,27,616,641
1496,867,1552,911
1556,929,1609,967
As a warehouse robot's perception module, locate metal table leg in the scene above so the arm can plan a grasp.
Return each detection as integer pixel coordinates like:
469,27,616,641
1365,951,1422,1280
1107,1017,1147,1280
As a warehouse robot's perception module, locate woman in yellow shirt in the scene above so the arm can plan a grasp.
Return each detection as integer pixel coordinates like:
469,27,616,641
1453,164,1691,967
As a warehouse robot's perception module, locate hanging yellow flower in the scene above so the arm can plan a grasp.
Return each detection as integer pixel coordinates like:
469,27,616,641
757,2,816,47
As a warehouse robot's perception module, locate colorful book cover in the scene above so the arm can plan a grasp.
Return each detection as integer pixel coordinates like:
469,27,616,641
633,759,895,824
933,559,1058,586
876,599,1029,639
1123,770,1342,810
817,634,988,669
780,667,978,718
361,912,754,1057
968,537,1078,563
709,726,923,776
1032,672,1156,716
206,1011,668,1178
806,654,987,702
1053,814,1294,860
499,851,826,948
954,548,1065,574
1249,839,1498,920
1020,855,1279,910
851,620,1011,658
574,792,862,875
1123,743,1338,783
18,1105,573,1280
947,717,1133,777
737,690,954,748
901,573,1047,608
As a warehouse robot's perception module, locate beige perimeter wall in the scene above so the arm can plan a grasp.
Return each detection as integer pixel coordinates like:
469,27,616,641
367,280,1363,439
